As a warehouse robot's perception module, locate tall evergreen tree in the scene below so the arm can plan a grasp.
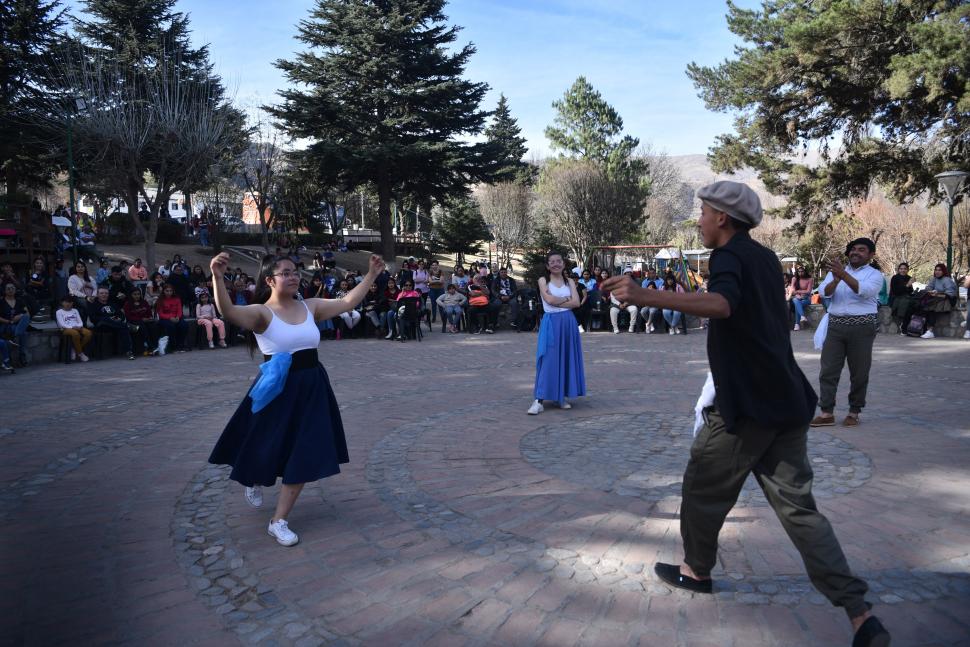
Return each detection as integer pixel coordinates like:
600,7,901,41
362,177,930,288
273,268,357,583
436,197,490,266
484,93,528,184
0,0,66,196
270,0,501,262
688,0,970,222
544,76,646,179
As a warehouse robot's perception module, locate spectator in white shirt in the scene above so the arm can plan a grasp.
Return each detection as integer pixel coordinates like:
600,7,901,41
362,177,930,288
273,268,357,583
56,295,91,361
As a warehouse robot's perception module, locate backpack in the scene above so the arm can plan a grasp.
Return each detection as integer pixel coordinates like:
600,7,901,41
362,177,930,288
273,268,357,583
906,314,926,337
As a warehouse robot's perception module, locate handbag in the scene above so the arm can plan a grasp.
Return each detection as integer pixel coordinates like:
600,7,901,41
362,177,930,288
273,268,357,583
921,294,953,313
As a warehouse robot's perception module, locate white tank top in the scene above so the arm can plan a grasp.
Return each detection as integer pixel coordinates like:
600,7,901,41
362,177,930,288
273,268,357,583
542,280,573,313
254,302,321,355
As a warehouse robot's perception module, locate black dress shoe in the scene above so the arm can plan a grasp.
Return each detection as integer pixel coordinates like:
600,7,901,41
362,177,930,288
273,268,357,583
852,617,890,647
654,562,713,594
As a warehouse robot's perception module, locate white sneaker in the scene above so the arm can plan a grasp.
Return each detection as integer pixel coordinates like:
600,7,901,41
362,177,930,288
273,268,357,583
157,336,169,356
78,353,89,362
675,328,682,335
648,324,654,333
628,327,635,333
208,340,215,349
920,330,935,339
612,329,620,334
961,320,967,328
668,329,675,335
578,325,585,333
70,348,76,360
559,401,572,410
267,519,299,546
385,331,393,339
800,317,809,325
527,400,544,415
793,324,800,331
245,486,263,507
963,330,970,339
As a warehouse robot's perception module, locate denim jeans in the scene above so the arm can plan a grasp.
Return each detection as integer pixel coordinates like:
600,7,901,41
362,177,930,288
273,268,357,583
663,309,682,328
792,296,811,320
443,305,462,327
0,315,29,349
385,309,398,335
0,339,10,363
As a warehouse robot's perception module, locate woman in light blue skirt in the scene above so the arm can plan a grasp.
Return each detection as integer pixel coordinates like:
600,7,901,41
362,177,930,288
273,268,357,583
528,252,586,414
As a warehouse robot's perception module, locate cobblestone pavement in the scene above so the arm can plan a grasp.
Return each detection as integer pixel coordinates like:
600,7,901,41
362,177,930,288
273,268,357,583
3,329,970,646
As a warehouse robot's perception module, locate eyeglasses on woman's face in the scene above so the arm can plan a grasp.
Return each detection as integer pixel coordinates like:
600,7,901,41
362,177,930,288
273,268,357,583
272,270,300,279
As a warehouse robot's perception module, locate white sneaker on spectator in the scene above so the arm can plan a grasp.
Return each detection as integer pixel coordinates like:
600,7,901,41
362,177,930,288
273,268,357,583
628,327,636,333
267,519,298,546
208,340,215,349
613,329,620,334
245,486,263,507
675,328,682,335
669,329,675,335
578,325,585,333
218,340,227,348
78,353,89,362
385,331,393,339
648,323,654,333
920,330,935,339
961,320,967,328
527,400,544,415
793,324,800,331
70,348,76,360
800,317,809,326
964,330,970,339
157,336,169,355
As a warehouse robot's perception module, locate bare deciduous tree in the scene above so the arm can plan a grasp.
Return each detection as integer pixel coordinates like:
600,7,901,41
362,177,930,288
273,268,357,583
474,182,532,268
538,159,645,268
50,45,236,269
240,118,287,252
849,196,946,278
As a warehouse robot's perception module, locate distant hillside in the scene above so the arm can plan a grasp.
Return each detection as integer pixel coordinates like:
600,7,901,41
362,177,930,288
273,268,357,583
667,154,784,217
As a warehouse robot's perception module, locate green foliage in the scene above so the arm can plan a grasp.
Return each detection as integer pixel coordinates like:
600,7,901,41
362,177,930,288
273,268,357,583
688,0,970,222
521,224,571,288
484,94,529,184
436,198,490,262
154,218,184,245
544,76,647,180
0,0,66,194
270,0,502,261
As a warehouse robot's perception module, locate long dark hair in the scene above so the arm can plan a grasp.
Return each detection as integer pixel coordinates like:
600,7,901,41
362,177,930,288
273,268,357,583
543,251,571,287
70,261,90,281
248,255,293,356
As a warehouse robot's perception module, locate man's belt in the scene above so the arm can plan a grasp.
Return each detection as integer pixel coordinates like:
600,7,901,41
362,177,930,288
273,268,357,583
829,313,878,326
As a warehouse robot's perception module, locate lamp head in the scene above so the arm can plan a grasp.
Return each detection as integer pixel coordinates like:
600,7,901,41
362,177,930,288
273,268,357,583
934,170,970,205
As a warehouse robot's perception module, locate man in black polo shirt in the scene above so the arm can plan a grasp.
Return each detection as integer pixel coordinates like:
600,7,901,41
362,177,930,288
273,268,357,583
602,181,889,647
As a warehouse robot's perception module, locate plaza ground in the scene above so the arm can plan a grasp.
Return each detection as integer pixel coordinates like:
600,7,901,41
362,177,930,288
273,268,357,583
2,329,969,646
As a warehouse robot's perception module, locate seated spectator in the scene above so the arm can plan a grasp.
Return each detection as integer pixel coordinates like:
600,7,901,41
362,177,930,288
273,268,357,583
311,252,324,271
88,287,135,360
0,282,31,366
917,263,957,339
101,265,134,310
56,295,91,362
68,260,98,315
78,225,96,246
428,261,445,323
382,280,401,339
0,338,12,373
491,267,519,328
230,277,253,306
333,279,361,334
394,279,423,339
662,274,686,334
889,262,915,334
436,283,467,333
466,277,493,334
155,283,189,352
610,271,639,334
146,272,166,307
572,279,589,333
1,263,23,294
189,265,209,297
450,266,470,295
123,287,158,355
788,265,814,330
167,263,193,313
598,268,611,287
26,257,53,313
195,291,227,348
96,259,111,284
579,269,597,292
360,283,382,334
303,275,328,299
638,281,662,332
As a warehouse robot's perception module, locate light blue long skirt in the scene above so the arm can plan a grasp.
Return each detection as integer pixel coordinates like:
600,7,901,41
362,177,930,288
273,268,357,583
534,311,586,402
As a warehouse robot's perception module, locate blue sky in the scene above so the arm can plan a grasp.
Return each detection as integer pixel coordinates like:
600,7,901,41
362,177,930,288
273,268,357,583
72,0,758,156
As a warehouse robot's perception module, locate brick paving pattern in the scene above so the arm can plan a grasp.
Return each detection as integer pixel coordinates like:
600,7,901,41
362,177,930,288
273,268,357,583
2,330,969,646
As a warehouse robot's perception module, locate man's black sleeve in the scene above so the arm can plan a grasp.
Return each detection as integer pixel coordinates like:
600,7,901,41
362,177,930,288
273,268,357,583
706,248,742,315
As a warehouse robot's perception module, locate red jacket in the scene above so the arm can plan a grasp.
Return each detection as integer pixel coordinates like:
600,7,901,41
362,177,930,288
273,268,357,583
155,296,183,320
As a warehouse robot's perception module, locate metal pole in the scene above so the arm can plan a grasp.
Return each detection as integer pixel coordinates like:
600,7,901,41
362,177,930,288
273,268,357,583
947,202,954,270
67,112,79,263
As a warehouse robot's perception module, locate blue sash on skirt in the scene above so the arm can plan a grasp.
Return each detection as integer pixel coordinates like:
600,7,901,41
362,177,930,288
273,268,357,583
534,310,586,402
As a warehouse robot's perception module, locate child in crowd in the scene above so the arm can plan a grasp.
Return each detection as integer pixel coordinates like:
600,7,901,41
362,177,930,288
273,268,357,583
56,295,91,362
196,291,227,348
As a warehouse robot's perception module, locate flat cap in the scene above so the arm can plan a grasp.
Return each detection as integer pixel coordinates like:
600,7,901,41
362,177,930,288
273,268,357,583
697,181,763,227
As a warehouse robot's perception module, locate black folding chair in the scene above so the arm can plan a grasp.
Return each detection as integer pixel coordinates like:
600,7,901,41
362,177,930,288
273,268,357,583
398,297,423,342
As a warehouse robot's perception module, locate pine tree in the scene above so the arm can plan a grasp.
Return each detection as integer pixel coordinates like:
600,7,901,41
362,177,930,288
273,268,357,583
270,0,501,262
688,0,970,221
484,94,528,184
0,0,66,197
436,198,490,266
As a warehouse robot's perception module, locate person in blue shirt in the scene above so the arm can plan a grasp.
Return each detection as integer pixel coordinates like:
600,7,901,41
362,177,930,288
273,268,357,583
639,268,664,332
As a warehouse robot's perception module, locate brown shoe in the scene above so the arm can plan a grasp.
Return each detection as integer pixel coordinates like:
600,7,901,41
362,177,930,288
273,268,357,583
810,415,835,427
842,415,860,427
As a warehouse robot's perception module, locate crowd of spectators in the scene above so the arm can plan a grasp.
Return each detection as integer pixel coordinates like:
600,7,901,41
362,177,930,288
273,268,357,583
1,247,968,373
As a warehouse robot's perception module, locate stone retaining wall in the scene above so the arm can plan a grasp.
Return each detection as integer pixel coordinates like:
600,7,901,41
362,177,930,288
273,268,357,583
802,304,967,337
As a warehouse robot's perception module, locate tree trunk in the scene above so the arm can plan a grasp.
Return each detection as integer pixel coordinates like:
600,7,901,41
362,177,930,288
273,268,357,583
258,197,270,253
378,178,396,263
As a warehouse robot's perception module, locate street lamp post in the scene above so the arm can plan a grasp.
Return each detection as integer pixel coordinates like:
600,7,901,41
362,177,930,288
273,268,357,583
935,170,969,270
